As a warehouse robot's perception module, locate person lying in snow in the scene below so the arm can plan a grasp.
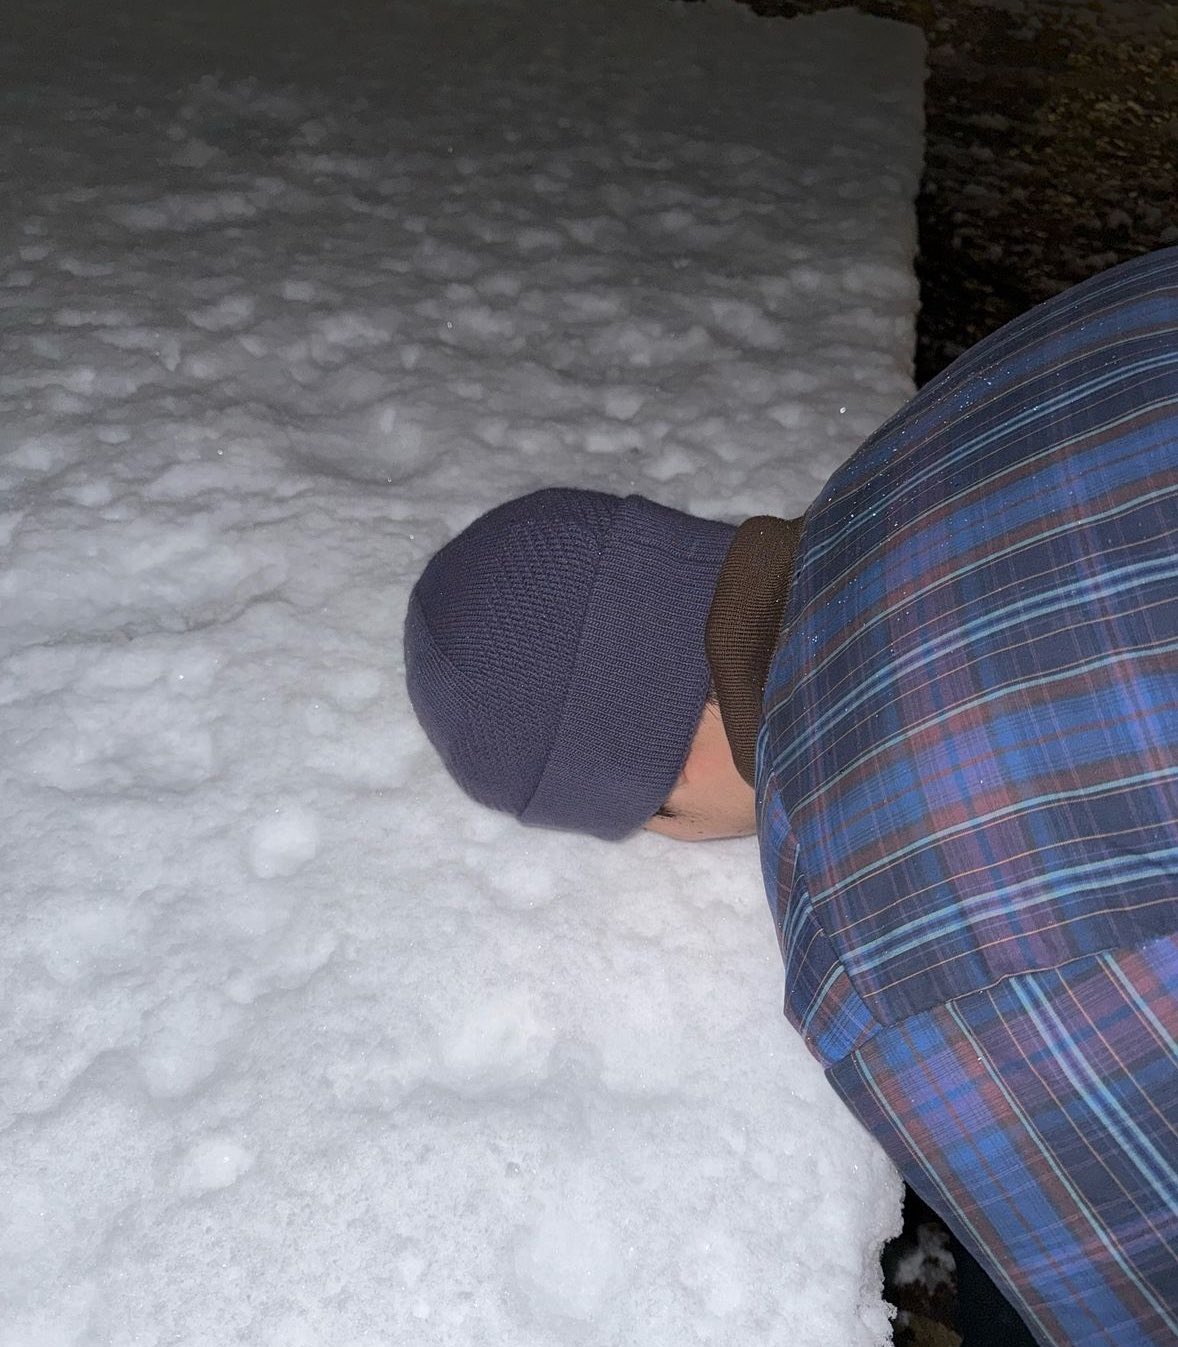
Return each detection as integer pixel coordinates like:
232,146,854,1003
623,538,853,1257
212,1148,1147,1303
403,246,1178,1347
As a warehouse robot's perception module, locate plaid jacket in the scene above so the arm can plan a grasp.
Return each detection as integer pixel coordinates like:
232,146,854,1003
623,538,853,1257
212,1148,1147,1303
757,248,1178,1346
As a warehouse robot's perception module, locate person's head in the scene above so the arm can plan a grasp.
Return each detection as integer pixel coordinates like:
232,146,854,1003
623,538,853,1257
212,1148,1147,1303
403,488,755,842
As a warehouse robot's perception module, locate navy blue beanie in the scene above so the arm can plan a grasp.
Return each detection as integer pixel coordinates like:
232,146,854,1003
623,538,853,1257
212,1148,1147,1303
404,488,736,840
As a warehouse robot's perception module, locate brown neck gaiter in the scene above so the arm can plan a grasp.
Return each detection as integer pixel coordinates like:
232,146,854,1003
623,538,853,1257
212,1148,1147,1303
704,514,805,786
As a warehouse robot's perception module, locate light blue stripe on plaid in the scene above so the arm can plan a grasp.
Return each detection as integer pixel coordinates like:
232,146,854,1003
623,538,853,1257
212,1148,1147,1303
759,247,1178,1030
792,643,1178,834
844,841,1178,978
803,252,1178,511
775,553,1178,808
1105,954,1178,1057
801,363,1178,581
776,401,1177,743
770,438,1177,786
792,456,1176,690
829,936,1178,1347
756,249,1178,1346
1011,978,1177,1209
815,767,1178,921
757,768,879,1063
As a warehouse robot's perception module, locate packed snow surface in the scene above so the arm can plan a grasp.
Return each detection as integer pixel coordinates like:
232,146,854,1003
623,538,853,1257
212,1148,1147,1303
1,1,923,1343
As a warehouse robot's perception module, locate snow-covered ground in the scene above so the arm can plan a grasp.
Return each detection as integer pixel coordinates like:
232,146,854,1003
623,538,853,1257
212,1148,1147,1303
0,2,923,1343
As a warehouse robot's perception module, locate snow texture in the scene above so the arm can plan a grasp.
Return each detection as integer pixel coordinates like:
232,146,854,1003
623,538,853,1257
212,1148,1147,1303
1,1,923,1343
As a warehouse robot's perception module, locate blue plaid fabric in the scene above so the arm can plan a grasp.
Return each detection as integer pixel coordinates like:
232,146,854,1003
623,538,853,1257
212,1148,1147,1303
830,935,1178,1347
757,248,1178,1346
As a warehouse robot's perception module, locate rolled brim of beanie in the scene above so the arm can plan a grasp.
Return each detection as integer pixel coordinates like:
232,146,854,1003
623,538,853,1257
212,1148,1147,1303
520,495,736,840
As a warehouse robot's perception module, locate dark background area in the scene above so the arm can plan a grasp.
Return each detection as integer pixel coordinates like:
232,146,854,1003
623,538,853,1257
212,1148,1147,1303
738,0,1176,385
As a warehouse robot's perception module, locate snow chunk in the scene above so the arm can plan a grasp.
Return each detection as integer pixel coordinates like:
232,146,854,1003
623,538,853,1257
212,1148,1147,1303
247,801,320,879
176,1134,255,1193
514,1209,625,1322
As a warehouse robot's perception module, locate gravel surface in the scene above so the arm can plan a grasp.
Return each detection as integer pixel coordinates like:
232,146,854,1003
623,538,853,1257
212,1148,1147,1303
738,0,1177,382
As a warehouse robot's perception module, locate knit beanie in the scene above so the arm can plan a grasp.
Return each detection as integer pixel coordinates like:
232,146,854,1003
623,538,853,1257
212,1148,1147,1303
404,488,736,840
